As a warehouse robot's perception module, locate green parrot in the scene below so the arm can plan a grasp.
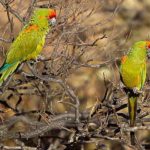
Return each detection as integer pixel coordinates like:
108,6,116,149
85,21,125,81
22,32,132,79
0,8,56,85
120,41,150,145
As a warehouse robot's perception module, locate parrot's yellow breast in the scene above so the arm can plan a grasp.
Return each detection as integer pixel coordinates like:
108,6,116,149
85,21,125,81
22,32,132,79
121,68,141,89
120,57,146,90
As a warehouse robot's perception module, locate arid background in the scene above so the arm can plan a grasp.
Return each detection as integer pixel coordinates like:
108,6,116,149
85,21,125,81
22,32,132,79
0,0,150,150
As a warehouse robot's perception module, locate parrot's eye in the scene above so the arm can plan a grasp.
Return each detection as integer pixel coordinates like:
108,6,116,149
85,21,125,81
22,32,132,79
48,17,56,26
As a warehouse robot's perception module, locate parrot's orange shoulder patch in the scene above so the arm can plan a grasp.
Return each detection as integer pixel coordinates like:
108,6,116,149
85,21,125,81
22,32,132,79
24,24,39,33
121,55,127,64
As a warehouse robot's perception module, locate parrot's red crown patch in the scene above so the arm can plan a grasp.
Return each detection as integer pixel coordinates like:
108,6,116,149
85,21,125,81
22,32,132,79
48,10,56,19
146,41,150,49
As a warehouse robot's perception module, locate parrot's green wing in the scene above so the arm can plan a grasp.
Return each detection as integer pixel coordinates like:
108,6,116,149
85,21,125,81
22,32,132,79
0,27,45,85
140,62,146,89
6,24,46,64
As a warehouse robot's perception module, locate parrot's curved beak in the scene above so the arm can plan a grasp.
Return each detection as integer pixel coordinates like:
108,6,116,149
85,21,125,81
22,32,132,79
146,41,150,59
49,17,56,26
148,51,150,59
147,47,150,59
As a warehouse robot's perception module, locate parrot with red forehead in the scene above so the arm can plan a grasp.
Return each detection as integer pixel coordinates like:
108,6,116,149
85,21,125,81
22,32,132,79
120,41,150,145
0,8,56,85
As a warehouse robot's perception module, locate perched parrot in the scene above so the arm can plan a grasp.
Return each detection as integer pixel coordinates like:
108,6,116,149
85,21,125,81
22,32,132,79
0,8,56,85
120,41,150,145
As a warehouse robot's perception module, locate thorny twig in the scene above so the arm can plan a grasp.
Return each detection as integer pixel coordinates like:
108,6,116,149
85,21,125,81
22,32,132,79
0,0,24,23
27,62,80,123
0,37,12,43
5,0,14,41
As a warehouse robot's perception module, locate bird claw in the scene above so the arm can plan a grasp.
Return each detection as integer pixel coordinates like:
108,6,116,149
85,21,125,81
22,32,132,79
37,55,45,61
133,87,143,95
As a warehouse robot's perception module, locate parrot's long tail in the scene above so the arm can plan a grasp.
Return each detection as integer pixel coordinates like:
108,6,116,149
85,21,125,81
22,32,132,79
0,62,20,86
128,93,138,145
